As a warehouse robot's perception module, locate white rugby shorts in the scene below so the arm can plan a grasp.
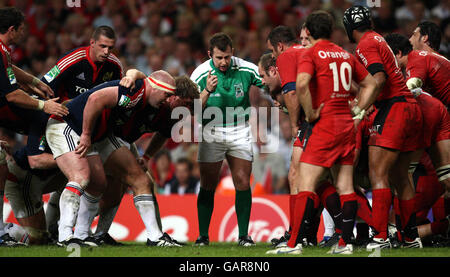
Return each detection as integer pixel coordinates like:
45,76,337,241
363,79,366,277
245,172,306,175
198,124,253,163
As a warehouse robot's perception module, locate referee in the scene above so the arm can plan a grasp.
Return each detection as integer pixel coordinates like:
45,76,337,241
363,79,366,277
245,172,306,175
190,33,264,246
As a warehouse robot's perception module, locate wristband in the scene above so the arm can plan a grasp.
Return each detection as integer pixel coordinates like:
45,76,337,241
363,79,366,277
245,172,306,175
37,100,45,111
352,108,366,120
205,87,214,94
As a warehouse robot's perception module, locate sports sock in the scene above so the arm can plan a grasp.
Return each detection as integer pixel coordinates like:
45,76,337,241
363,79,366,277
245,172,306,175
287,191,319,248
356,222,370,240
399,198,419,241
338,193,358,246
355,189,373,226
58,183,84,242
289,194,295,235
322,208,335,238
95,205,119,237
372,188,392,240
430,218,449,235
318,182,342,232
74,192,102,240
432,196,445,221
235,189,252,238
134,194,163,241
0,190,5,236
45,191,61,233
197,188,215,238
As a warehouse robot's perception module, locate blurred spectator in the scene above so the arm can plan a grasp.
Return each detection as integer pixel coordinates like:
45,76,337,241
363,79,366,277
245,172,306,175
431,0,450,20
150,150,176,193
373,0,399,34
124,37,147,73
163,158,200,195
396,0,430,22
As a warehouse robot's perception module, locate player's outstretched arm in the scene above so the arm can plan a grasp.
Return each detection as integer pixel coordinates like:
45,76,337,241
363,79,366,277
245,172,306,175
76,87,119,157
5,90,68,116
28,153,57,170
12,65,54,99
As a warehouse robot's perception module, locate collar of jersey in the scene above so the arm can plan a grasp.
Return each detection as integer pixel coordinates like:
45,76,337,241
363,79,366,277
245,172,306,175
209,57,234,75
0,39,11,52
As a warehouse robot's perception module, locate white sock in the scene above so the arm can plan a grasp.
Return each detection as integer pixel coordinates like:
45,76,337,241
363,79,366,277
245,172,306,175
74,192,101,240
58,183,83,242
0,190,5,236
322,209,335,237
5,223,28,244
134,194,163,241
94,204,119,237
46,191,61,232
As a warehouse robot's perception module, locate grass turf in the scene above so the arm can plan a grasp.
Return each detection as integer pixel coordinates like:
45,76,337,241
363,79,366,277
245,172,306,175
0,242,449,257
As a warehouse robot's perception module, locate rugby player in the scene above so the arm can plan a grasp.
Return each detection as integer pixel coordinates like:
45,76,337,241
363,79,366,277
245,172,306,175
46,70,184,246
268,11,377,255
40,25,124,243
407,22,449,107
266,26,343,248
0,7,68,246
343,6,424,249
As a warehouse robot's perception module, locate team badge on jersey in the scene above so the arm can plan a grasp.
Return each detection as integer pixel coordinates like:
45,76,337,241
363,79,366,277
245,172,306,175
6,67,16,85
234,83,244,98
118,95,131,107
103,72,113,82
44,65,61,83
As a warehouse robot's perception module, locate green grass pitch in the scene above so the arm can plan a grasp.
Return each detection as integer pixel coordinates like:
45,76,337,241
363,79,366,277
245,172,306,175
0,242,449,257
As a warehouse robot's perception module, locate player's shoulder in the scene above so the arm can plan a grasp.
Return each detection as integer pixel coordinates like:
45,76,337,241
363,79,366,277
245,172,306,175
106,53,123,67
232,56,260,77
232,56,258,70
191,59,212,83
56,46,88,70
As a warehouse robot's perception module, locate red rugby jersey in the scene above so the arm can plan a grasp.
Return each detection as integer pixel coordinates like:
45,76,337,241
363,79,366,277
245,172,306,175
298,40,369,117
406,50,450,106
355,31,410,102
276,44,305,94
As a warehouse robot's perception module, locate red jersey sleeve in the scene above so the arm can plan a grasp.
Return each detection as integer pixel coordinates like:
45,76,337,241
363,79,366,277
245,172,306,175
297,48,315,76
356,37,385,75
276,51,297,88
352,55,369,83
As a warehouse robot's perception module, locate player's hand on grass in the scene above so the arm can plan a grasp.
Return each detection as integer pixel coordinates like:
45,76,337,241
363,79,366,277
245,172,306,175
306,103,324,123
76,133,91,158
44,98,69,117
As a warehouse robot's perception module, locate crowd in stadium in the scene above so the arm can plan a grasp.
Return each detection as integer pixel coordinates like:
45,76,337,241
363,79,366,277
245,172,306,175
0,0,449,196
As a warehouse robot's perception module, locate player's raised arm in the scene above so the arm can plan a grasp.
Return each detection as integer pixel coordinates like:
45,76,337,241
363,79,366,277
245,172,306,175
76,87,119,157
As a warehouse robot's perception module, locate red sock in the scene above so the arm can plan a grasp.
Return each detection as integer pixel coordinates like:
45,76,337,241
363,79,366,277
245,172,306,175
444,197,450,217
399,198,418,241
431,219,450,235
432,196,445,221
355,190,372,226
289,195,295,234
287,192,319,248
393,196,403,241
372,188,392,240
338,193,358,247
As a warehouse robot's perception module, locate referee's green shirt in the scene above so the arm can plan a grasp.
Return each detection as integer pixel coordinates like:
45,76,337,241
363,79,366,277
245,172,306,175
191,56,263,127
